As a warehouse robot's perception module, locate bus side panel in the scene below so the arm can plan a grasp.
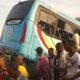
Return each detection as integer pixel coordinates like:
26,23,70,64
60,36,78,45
19,21,42,60
18,20,34,58
26,35,41,61
18,1,41,60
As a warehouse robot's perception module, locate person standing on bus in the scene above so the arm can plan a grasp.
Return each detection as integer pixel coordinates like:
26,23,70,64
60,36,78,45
72,29,80,52
36,47,50,80
48,48,55,80
54,42,67,80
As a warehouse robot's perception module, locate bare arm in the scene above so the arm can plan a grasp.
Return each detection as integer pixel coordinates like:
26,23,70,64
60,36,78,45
71,65,80,80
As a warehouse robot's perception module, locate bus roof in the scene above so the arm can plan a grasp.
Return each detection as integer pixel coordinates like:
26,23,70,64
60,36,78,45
15,0,80,28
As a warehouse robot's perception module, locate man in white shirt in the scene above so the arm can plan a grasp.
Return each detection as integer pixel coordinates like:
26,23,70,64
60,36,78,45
55,42,68,80
65,40,80,80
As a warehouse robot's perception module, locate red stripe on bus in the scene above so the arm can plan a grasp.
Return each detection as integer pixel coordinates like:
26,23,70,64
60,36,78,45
37,27,48,49
20,23,26,43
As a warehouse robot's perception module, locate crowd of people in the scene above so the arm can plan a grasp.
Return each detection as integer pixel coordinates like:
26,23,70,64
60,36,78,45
36,40,80,80
0,40,80,80
0,51,29,80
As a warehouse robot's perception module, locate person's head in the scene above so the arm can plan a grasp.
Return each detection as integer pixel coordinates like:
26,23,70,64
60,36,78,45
48,48,54,57
0,55,6,68
17,55,24,65
10,53,18,63
66,40,76,55
56,42,64,53
62,40,69,50
36,47,43,56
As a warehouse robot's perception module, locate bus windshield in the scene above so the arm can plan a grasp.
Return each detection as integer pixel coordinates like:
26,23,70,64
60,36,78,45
6,0,35,25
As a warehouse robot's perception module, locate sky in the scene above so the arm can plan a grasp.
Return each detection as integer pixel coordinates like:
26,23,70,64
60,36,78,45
0,0,80,37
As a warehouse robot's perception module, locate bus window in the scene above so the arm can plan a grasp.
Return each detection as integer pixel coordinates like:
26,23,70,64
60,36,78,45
7,19,22,25
6,0,34,25
56,28,73,40
57,19,65,29
38,10,57,37
38,21,54,36
55,28,61,39
56,19,73,40
38,21,50,34
64,23,74,34
59,29,70,40
48,14,56,25
55,19,65,39
39,10,48,23
64,23,74,39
